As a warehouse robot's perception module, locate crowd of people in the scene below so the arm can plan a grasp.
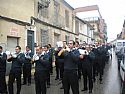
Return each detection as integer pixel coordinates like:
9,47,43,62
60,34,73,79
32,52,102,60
0,40,112,94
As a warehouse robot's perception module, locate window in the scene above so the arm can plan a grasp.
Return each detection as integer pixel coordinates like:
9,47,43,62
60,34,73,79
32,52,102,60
41,29,49,46
75,20,79,34
65,35,69,43
65,10,69,27
117,42,122,46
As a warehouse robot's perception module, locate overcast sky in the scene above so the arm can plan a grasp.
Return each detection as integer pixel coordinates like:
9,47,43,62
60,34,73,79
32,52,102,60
65,0,125,42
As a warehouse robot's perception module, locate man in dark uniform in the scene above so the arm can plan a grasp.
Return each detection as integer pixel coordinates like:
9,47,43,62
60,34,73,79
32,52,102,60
23,46,33,86
62,40,83,94
75,41,82,80
97,43,107,83
48,44,54,75
8,46,25,94
92,43,100,82
0,46,7,94
81,45,94,93
55,47,63,80
33,46,50,94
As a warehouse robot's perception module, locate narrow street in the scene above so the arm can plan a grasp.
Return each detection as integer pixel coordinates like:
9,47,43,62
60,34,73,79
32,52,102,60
10,50,121,94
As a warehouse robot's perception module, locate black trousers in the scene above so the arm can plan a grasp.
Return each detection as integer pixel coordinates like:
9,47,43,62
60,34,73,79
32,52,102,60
63,70,79,94
59,62,64,79
50,60,53,74
78,62,82,79
34,71,47,94
46,70,50,85
55,61,59,79
0,72,7,93
8,70,22,94
98,60,104,81
93,59,99,81
56,61,64,79
82,65,93,91
23,64,32,84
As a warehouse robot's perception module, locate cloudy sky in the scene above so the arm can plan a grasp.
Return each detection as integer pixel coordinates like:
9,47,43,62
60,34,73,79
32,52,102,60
65,0,125,42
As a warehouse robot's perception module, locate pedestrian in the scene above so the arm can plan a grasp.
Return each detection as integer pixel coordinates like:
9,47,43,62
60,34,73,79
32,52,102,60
8,46,25,94
0,46,8,94
22,46,33,86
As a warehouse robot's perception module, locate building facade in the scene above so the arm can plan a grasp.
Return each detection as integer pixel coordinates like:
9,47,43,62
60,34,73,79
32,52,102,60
33,0,76,47
0,0,106,52
75,16,94,44
0,0,34,52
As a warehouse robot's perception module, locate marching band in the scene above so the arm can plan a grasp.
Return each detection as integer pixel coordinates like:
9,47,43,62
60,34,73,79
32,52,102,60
0,40,112,94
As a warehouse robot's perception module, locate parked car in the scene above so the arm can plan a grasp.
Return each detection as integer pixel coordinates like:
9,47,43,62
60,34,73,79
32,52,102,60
119,47,125,94
115,40,125,55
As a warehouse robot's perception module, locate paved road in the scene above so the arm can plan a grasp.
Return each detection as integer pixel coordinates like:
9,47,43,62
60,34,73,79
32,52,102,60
7,50,121,94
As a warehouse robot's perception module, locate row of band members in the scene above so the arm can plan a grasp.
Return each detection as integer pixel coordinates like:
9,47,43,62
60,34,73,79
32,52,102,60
0,40,111,94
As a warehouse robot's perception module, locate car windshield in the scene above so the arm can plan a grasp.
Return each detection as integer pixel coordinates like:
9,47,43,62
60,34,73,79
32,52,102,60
117,42,122,46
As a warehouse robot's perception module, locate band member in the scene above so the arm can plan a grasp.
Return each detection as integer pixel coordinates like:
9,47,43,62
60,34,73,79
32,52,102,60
44,45,51,88
8,46,25,94
81,45,94,93
55,47,62,80
33,46,50,94
0,46,7,94
62,40,84,94
23,46,33,86
55,41,67,89
75,41,82,80
97,43,107,83
55,41,63,80
92,43,100,82
48,44,54,75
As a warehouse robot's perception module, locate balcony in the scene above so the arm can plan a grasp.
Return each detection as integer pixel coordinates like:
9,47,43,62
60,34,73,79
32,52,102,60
51,14,65,28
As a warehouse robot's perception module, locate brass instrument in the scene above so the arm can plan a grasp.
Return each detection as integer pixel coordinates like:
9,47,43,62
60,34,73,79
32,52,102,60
58,46,70,56
58,48,65,56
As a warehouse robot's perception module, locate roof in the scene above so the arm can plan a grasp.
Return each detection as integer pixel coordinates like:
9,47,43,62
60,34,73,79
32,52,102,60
61,0,74,10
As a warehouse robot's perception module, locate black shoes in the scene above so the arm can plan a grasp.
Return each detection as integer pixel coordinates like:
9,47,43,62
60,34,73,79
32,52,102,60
81,89,92,93
28,83,31,86
22,82,31,86
55,78,59,80
89,90,92,93
60,86,64,89
22,83,26,85
47,85,50,88
81,88,88,91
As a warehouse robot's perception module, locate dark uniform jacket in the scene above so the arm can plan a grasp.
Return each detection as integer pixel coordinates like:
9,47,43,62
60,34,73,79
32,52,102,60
81,51,94,68
35,52,50,72
55,47,64,64
63,49,80,70
0,52,7,72
24,51,33,64
8,52,25,72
